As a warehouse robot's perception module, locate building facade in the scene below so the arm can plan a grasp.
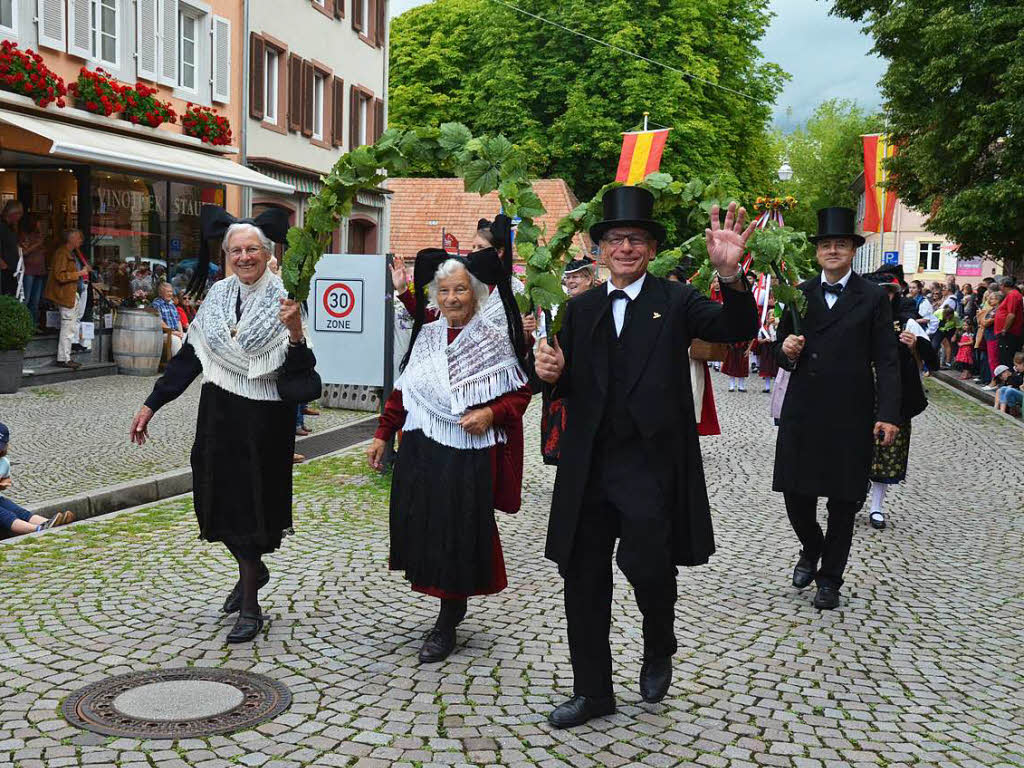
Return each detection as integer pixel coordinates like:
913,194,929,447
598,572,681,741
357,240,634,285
851,172,1000,286
0,0,292,303
243,0,389,256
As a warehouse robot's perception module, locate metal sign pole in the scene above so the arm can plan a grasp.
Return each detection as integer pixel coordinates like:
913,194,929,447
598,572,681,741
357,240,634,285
381,253,396,470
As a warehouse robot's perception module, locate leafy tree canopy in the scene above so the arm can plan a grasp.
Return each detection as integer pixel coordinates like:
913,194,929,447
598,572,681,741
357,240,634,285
829,0,1024,272
389,0,787,203
775,99,883,236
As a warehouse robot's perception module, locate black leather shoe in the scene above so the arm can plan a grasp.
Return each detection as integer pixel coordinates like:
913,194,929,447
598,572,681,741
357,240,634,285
792,552,817,589
639,656,672,703
418,626,457,663
226,612,263,643
813,584,840,610
222,564,270,614
869,511,887,530
548,695,616,729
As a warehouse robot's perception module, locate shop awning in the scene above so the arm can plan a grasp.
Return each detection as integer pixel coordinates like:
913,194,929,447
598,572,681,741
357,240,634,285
0,110,294,195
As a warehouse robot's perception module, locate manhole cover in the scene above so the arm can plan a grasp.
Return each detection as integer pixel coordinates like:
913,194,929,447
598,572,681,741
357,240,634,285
62,668,291,740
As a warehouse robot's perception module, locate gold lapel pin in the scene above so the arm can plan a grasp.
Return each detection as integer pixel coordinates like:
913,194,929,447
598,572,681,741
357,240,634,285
653,312,662,319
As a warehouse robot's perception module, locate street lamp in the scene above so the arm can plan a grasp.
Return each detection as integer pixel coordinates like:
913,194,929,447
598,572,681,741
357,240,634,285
777,160,793,182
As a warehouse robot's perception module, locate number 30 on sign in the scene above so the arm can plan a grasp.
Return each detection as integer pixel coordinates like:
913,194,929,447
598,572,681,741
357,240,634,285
314,278,364,333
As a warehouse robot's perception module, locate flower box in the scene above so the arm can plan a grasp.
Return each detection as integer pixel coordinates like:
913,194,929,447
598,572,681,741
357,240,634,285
182,104,233,146
0,40,66,108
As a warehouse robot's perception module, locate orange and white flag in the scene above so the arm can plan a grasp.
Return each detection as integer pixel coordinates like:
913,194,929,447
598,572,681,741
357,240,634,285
862,134,898,233
615,129,671,184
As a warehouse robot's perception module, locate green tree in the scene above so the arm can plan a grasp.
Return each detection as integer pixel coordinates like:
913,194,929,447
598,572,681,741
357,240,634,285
829,0,1024,272
389,0,787,203
776,99,883,236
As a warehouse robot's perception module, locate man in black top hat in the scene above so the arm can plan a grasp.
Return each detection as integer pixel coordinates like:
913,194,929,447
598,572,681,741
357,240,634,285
534,187,759,728
773,207,901,610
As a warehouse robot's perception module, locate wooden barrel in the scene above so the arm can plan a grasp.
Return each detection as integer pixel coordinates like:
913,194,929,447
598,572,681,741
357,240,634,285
112,308,164,376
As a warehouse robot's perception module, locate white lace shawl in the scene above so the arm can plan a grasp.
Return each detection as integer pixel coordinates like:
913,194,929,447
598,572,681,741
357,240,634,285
396,303,527,450
187,268,291,401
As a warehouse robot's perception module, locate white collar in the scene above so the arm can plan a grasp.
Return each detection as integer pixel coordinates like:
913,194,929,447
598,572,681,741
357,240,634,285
607,272,646,299
822,269,852,289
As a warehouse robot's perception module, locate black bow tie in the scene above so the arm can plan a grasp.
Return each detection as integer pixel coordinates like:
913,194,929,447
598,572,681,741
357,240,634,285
823,282,845,296
609,289,631,302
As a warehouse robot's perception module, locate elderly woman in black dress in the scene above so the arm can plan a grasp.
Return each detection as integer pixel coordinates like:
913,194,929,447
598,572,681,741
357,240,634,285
129,207,320,644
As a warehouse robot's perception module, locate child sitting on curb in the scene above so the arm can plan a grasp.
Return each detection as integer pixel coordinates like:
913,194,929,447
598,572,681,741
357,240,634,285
0,423,75,536
993,354,1024,417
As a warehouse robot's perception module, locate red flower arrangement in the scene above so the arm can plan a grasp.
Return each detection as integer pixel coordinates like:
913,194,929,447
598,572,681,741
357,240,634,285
121,82,177,128
182,104,233,146
0,40,66,108
68,67,125,117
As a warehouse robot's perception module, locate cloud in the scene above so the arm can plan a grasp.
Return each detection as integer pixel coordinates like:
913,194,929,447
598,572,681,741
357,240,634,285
761,0,886,131
389,0,887,132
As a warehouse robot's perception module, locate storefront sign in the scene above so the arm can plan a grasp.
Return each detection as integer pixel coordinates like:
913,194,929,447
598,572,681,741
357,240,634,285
309,254,387,386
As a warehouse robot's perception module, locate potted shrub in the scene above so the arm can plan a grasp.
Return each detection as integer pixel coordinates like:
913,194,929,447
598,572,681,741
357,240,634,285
182,104,233,146
68,67,124,117
121,82,176,128
0,40,66,108
0,295,34,393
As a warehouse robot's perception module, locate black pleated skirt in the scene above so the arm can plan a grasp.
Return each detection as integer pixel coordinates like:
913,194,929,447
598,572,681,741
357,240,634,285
191,383,296,558
389,429,498,595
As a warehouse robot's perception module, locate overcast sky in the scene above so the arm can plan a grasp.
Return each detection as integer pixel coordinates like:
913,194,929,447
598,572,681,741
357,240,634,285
388,0,886,133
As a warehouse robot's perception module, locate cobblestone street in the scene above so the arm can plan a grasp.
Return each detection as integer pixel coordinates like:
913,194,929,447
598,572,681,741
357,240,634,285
0,377,365,506
0,375,1022,768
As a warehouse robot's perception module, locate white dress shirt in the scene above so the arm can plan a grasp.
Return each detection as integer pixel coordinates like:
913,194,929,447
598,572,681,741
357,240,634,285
607,273,646,336
822,269,853,310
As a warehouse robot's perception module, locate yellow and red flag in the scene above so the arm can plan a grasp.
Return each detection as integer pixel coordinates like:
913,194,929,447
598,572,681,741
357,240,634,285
862,134,898,232
615,129,671,184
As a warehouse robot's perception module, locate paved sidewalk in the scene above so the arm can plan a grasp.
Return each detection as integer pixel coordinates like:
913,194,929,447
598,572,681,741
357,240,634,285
0,376,1022,768
0,376,365,506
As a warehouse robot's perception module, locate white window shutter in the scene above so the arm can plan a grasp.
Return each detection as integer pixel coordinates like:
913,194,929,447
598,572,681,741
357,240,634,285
943,248,958,274
36,0,67,51
136,0,160,81
903,240,918,274
67,0,92,59
159,0,179,85
211,15,230,103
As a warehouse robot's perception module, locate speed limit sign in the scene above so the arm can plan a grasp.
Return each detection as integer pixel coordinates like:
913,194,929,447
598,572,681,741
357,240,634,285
315,278,364,333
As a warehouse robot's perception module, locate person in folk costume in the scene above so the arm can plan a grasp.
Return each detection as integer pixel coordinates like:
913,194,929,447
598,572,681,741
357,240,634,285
534,188,759,728
367,246,532,664
863,265,938,530
773,207,901,611
722,333,754,392
539,256,601,464
753,313,780,393
667,265,721,436
130,206,322,644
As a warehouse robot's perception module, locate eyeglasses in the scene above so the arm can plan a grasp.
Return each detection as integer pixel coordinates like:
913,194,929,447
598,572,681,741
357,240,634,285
603,234,651,247
227,246,264,258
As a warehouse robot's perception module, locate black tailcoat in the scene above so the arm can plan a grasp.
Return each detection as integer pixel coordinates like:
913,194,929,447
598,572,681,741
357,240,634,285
772,272,901,502
545,276,758,573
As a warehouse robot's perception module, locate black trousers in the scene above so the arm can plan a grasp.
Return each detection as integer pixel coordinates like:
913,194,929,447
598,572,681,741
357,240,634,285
998,333,1022,367
784,492,861,588
564,435,677,698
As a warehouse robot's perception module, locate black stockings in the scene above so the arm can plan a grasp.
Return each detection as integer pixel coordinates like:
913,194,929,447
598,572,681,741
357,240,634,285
437,597,467,630
237,557,264,617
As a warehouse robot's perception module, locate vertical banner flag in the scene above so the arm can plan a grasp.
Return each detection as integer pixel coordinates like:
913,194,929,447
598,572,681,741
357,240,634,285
615,129,671,184
862,134,898,233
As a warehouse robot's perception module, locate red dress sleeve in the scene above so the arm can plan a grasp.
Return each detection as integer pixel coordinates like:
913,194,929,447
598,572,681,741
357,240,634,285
487,385,531,426
375,389,407,441
399,288,440,322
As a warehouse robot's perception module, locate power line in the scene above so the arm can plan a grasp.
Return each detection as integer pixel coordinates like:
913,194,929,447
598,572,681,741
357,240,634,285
487,0,762,103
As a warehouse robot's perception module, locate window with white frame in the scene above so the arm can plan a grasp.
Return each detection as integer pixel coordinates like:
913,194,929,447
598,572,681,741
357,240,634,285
264,49,279,123
91,0,119,66
312,72,325,140
178,9,199,90
0,0,16,34
919,241,942,271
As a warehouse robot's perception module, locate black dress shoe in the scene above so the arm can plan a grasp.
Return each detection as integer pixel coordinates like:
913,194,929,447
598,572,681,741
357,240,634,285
222,564,271,614
71,343,87,352
813,584,840,610
418,626,457,663
792,552,818,589
226,612,264,643
639,656,672,703
548,695,616,729
869,511,887,530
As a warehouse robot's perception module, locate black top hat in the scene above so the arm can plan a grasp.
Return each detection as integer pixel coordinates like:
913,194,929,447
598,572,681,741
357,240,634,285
564,256,595,274
589,186,667,244
875,262,907,288
809,207,865,247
